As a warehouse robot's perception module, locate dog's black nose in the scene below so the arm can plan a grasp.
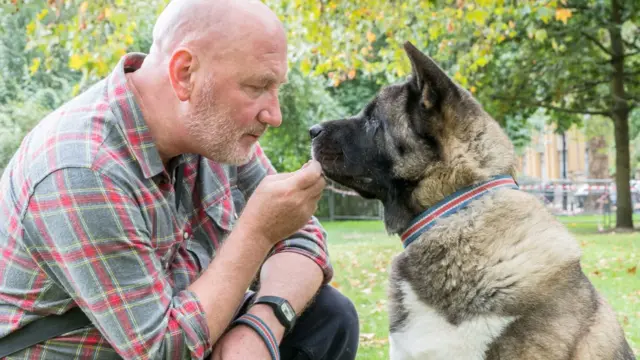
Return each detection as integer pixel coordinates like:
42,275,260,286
309,124,324,139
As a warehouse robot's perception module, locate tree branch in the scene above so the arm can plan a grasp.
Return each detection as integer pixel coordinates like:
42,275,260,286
581,31,614,56
491,95,611,116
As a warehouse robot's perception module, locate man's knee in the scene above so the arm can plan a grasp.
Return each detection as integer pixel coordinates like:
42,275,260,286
311,285,359,353
281,285,359,359
313,285,359,331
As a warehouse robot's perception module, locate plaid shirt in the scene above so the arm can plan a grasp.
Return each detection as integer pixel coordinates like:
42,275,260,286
0,53,332,360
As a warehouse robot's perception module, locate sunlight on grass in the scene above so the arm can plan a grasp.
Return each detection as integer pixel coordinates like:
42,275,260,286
324,220,640,359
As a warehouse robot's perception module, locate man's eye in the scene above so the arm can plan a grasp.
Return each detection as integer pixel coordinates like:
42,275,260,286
249,84,268,93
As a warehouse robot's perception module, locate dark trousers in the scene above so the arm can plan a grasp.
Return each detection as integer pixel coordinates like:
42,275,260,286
278,285,359,360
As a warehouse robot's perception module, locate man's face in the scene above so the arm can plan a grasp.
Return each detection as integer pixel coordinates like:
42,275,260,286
185,38,288,165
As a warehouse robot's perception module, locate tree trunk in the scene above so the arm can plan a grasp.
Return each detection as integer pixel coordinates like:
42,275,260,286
609,0,634,229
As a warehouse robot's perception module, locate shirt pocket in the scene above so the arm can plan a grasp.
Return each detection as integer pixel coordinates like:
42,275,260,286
204,187,240,232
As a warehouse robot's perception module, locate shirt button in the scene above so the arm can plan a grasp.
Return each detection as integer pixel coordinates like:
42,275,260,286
183,231,190,240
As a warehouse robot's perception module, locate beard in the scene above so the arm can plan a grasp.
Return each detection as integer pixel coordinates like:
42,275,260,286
185,77,261,165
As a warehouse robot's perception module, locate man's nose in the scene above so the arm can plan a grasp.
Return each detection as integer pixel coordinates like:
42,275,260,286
309,124,323,139
259,96,282,127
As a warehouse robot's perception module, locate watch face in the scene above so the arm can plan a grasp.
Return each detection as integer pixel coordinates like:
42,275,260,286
280,303,295,321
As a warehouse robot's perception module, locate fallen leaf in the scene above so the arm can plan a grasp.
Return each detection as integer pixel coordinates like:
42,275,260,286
627,266,637,275
360,333,375,340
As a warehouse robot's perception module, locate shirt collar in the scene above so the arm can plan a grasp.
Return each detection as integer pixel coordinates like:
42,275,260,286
106,52,166,179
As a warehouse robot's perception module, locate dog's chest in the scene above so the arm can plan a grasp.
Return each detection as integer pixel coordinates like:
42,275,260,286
389,282,514,360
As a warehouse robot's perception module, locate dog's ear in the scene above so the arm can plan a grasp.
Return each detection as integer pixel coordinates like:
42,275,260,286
403,41,457,109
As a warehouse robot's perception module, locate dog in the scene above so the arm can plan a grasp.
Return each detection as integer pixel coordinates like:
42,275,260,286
310,42,635,360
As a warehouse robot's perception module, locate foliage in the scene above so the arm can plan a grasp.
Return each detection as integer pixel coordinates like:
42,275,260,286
327,72,382,117
0,2,79,169
21,0,166,91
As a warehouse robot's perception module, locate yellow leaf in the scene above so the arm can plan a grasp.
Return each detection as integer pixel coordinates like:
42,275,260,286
29,58,41,75
37,8,48,21
80,1,89,13
300,59,312,74
26,22,36,36
69,54,84,69
470,86,477,93
508,20,515,29
125,34,134,45
96,61,109,75
366,31,376,43
555,8,572,25
72,84,81,97
104,7,112,19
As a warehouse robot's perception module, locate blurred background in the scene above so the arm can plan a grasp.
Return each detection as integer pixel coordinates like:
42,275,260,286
0,1,638,357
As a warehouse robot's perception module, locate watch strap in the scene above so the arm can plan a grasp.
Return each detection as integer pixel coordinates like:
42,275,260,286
231,313,280,360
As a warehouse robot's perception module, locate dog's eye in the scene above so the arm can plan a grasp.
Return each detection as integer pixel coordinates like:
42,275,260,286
397,143,406,155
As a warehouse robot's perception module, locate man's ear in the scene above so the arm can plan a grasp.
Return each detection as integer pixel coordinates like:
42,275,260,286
168,49,197,102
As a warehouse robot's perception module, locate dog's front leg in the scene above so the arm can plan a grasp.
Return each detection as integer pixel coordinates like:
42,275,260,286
389,333,413,360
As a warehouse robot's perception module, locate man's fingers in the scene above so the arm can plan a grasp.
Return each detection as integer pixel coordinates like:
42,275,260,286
266,172,295,181
287,161,323,190
307,177,326,199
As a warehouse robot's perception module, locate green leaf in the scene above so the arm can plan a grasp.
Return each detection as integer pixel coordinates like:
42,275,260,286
534,28,547,42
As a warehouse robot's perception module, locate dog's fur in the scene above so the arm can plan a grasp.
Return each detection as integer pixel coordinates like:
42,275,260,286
310,42,635,360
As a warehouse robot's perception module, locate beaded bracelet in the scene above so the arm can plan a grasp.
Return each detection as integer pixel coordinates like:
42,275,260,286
231,313,280,360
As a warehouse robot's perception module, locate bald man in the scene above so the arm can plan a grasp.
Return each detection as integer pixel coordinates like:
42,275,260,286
0,0,359,359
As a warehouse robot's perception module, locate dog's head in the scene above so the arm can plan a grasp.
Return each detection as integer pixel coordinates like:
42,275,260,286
310,42,516,234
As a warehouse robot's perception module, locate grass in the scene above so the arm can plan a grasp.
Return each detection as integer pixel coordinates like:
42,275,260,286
323,218,640,359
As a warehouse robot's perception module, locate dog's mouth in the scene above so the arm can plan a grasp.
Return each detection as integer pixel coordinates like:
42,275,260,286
312,149,379,199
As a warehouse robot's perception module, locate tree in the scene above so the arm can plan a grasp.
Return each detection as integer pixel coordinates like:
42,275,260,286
469,0,639,229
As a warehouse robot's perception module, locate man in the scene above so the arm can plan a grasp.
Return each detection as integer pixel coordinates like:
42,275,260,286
0,0,359,359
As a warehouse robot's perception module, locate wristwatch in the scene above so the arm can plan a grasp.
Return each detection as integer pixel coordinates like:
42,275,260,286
253,296,297,333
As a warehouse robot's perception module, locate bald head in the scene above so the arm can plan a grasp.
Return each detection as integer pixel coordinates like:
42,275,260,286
150,0,285,61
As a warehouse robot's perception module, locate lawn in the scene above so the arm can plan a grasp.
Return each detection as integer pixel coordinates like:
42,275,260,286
322,219,640,359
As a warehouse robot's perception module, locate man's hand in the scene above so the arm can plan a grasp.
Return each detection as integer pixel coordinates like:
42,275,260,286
188,161,325,344
237,160,325,248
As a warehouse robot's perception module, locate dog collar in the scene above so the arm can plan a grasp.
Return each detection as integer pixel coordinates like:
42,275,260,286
401,175,519,248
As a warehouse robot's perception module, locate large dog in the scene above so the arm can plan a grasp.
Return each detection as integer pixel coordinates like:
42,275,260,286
310,42,635,360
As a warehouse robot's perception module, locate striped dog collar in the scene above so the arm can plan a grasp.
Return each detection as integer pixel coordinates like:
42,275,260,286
401,175,519,248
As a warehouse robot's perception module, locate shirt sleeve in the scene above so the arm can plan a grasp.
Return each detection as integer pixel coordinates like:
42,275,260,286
20,167,212,360
236,144,334,284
